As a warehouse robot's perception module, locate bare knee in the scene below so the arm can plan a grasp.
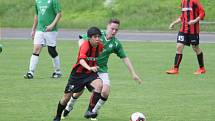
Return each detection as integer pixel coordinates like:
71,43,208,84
176,43,184,54
91,79,103,92
101,85,110,98
33,44,42,54
60,93,73,105
192,45,202,54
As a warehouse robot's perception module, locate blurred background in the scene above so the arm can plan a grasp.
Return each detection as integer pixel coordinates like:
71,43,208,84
0,0,214,31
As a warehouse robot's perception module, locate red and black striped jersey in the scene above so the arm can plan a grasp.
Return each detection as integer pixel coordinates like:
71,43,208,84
179,0,205,34
72,40,103,74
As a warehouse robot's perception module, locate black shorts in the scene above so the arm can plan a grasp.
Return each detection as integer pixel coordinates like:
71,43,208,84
64,71,99,93
177,32,199,46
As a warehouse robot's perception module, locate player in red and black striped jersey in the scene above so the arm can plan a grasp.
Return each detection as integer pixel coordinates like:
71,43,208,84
166,0,206,75
52,27,104,121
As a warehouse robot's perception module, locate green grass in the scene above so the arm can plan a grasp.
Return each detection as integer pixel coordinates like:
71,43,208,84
0,40,215,121
0,0,215,31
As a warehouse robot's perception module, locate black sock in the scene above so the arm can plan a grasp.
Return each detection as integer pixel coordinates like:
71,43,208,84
197,52,204,68
56,101,66,117
33,53,39,56
100,96,108,101
174,54,183,68
88,92,101,111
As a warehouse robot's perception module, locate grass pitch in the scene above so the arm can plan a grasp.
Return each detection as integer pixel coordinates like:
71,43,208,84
0,40,215,121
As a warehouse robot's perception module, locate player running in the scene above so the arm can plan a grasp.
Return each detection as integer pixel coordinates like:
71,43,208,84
62,18,143,120
52,27,104,121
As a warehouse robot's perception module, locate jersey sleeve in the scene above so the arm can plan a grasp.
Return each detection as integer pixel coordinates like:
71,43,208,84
114,41,127,58
53,0,61,14
78,41,89,59
196,0,205,20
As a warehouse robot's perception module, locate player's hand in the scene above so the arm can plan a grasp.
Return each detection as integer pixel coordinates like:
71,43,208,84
90,66,99,72
132,73,143,84
45,25,54,32
169,23,175,30
188,19,197,25
31,30,36,39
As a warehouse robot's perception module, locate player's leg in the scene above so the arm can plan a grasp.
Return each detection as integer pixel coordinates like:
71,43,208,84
53,74,86,121
84,78,103,119
62,90,85,118
166,32,186,74
24,31,44,79
91,73,110,114
53,93,73,121
192,45,206,74
47,46,62,78
46,32,62,78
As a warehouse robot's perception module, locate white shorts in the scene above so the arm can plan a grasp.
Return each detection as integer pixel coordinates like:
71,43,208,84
34,31,58,47
98,72,110,86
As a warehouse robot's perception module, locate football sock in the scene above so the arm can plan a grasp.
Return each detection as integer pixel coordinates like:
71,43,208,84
88,91,101,111
197,52,204,68
174,53,183,68
65,95,78,111
29,53,39,74
56,101,66,117
92,96,107,113
52,56,61,73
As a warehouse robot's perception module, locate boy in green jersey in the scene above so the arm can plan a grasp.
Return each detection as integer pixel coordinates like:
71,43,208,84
62,19,143,119
24,0,62,79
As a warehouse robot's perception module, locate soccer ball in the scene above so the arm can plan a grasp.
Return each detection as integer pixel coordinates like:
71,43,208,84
130,112,146,121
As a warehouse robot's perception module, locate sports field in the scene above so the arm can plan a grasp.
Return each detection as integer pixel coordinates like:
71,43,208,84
0,40,215,121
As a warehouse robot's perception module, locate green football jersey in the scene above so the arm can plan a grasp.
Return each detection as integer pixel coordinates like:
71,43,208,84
35,0,61,32
80,30,127,73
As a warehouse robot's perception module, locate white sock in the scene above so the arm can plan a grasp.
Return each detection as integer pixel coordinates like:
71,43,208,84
29,54,39,74
52,56,61,73
65,96,77,111
92,99,106,113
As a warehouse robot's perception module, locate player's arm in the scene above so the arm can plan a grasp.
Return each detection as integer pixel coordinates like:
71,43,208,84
46,12,61,31
188,0,205,25
79,59,98,72
188,16,201,25
114,41,142,84
31,2,38,39
169,17,181,30
31,15,38,39
122,57,143,84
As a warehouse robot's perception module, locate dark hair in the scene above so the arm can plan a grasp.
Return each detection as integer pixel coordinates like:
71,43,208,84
108,18,120,25
87,26,102,38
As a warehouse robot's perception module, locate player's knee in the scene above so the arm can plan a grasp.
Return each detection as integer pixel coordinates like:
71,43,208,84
33,46,41,54
192,45,201,54
94,81,103,92
61,94,72,105
48,46,58,58
101,91,109,98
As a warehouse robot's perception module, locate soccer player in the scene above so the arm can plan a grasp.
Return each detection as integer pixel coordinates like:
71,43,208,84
52,27,104,121
62,18,143,119
166,0,206,75
24,0,62,79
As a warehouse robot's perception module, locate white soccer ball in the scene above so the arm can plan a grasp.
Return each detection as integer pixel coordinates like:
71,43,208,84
130,112,146,121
